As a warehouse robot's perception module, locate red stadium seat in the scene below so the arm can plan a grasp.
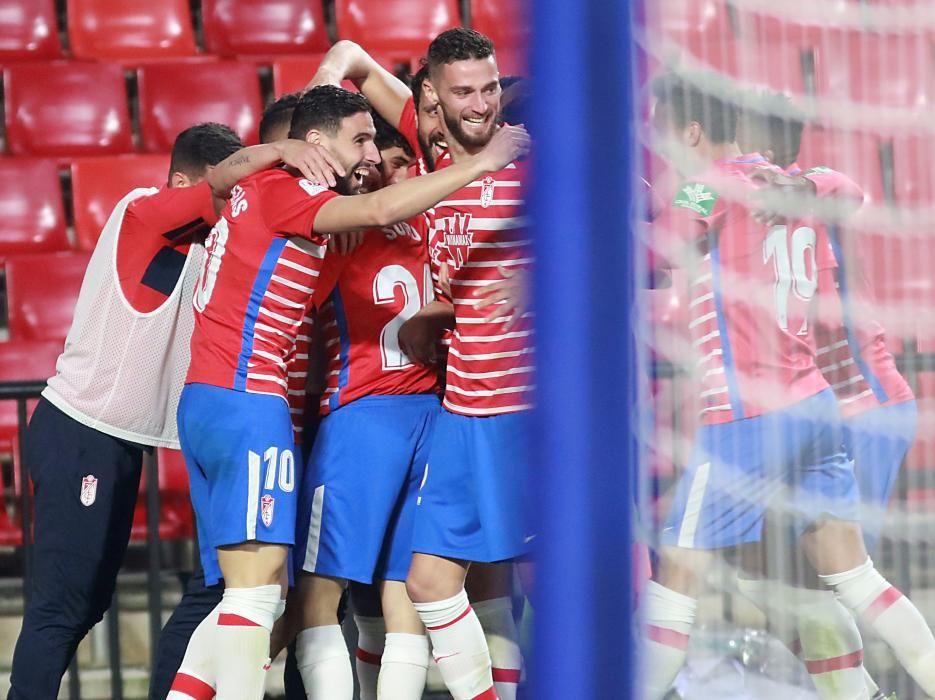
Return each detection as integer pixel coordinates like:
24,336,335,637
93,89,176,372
643,0,736,73
891,135,935,206
202,0,330,57
0,340,61,455
67,0,198,61
71,154,171,250
272,54,361,96
470,0,528,50
0,159,69,257
6,251,91,342
4,62,133,158
0,0,62,62
335,0,460,64
733,2,850,46
814,31,935,110
797,124,885,204
731,40,808,94
138,61,263,151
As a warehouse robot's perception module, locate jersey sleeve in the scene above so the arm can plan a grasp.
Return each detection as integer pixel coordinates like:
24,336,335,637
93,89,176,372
651,182,719,265
803,166,865,203
397,95,421,158
259,176,341,242
123,181,219,239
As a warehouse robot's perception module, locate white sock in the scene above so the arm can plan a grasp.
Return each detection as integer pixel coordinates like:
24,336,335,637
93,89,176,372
214,585,280,700
295,625,354,700
822,558,935,695
796,588,870,699
641,581,695,700
378,632,429,700
474,597,522,700
414,589,497,700
354,615,386,700
166,603,220,700
736,578,799,648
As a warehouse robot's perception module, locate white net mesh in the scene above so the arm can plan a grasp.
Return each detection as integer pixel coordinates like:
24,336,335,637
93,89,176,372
636,2,935,698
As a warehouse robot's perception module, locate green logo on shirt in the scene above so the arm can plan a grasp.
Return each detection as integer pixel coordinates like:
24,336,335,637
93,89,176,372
803,166,832,175
673,183,718,216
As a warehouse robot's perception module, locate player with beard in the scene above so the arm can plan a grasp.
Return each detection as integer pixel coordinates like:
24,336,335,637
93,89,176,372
168,85,528,699
312,35,529,700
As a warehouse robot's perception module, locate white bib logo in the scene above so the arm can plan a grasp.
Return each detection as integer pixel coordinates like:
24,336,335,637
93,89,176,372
80,475,98,507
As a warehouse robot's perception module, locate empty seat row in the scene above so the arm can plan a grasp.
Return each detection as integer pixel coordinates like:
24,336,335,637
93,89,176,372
0,0,524,66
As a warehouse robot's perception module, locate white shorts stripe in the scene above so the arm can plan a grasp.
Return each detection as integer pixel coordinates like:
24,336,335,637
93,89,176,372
246,451,261,540
678,461,711,548
304,485,326,571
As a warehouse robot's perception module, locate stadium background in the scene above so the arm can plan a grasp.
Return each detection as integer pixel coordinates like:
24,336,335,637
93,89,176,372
639,1,935,698
0,1,540,698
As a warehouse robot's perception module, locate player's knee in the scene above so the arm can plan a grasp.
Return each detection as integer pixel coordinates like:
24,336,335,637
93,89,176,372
656,546,707,597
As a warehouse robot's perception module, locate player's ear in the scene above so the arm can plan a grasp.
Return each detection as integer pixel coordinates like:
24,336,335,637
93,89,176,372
764,148,776,164
685,121,702,148
304,129,323,146
169,171,192,189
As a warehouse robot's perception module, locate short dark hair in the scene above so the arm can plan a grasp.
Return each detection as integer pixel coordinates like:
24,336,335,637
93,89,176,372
742,90,807,168
411,63,430,112
288,85,371,139
426,28,495,79
651,70,738,145
373,111,414,157
169,122,244,179
259,92,301,144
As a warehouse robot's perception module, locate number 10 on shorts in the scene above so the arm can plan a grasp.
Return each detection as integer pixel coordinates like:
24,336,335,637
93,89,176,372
248,447,296,493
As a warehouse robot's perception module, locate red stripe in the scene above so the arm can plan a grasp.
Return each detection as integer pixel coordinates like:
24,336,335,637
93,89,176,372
646,624,690,651
426,605,473,631
169,672,215,700
356,647,382,666
865,586,903,623
492,667,521,683
217,613,261,627
471,687,498,700
805,649,864,675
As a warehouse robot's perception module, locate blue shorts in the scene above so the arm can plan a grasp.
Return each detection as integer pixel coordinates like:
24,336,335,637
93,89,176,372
297,394,438,583
178,384,298,586
411,409,532,563
845,400,917,552
662,389,859,550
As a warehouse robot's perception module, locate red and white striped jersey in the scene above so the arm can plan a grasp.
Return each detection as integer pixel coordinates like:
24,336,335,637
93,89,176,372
429,157,533,416
316,216,438,414
186,169,338,403
653,155,829,424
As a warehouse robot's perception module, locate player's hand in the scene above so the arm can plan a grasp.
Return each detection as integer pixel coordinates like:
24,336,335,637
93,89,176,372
473,266,529,331
278,140,345,188
328,230,365,256
749,166,815,226
398,314,439,366
476,125,531,172
438,262,452,300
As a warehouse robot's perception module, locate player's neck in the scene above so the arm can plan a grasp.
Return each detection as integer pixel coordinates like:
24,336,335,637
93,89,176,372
446,138,480,163
704,141,743,163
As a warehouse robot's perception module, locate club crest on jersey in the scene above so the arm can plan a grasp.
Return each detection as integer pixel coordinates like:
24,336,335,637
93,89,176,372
441,213,474,271
480,176,496,208
261,495,275,527
673,182,718,216
80,475,98,507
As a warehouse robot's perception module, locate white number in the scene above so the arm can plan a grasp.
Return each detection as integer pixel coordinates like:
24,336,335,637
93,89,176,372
193,217,229,312
251,446,295,493
372,263,435,371
763,225,817,333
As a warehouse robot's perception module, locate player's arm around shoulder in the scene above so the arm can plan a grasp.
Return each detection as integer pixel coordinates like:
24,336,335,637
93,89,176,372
311,125,531,234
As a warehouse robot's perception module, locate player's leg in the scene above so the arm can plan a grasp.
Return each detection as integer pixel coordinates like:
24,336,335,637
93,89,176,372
291,573,352,699
152,569,223,700
466,563,523,700
378,580,429,700
409,410,533,700
790,393,935,695
349,582,385,700
9,399,143,700
176,385,297,700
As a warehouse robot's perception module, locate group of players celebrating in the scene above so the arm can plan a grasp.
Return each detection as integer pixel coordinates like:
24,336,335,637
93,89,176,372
642,70,931,699
8,27,531,700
